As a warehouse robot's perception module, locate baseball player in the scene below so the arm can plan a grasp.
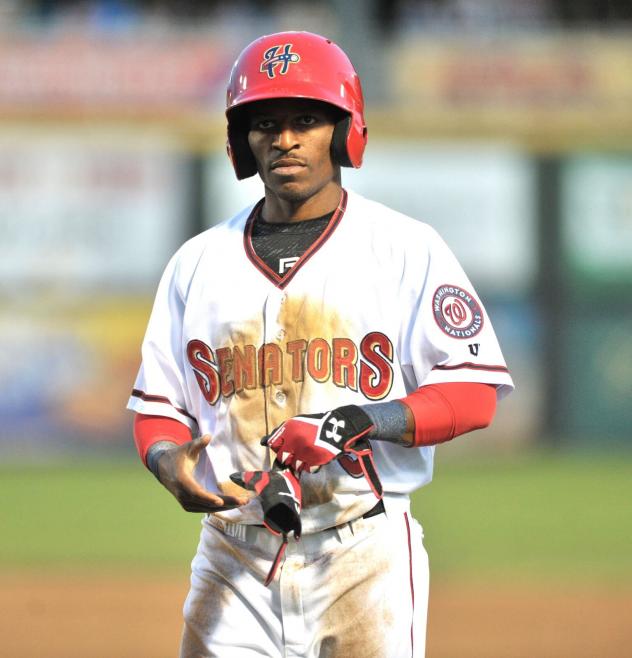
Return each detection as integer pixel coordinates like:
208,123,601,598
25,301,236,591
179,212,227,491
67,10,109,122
128,31,514,658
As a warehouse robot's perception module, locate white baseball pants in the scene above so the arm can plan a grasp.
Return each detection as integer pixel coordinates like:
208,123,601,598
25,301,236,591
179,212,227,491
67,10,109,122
180,496,429,658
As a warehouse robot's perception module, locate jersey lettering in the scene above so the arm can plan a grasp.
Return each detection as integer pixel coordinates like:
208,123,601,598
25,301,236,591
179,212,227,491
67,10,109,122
332,337,358,391
186,333,394,405
286,339,308,382
306,338,331,383
216,347,235,397
359,332,394,400
233,344,257,390
258,344,283,386
186,340,221,405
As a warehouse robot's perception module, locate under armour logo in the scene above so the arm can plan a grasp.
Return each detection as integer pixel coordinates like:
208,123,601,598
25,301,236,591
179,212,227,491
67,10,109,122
260,44,301,79
469,343,480,356
279,256,299,274
325,417,346,444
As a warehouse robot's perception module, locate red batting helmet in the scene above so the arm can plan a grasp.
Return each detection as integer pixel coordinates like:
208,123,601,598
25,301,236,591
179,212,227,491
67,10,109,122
226,31,367,180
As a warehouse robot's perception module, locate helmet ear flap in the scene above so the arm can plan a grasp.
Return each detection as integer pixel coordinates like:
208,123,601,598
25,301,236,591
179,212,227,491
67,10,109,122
228,125,258,180
229,106,361,178
330,115,353,168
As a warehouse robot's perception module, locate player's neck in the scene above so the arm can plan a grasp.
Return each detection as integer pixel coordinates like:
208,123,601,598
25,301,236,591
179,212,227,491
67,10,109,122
261,181,342,223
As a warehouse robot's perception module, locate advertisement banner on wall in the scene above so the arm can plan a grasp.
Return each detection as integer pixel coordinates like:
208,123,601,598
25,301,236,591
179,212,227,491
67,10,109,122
391,35,632,115
0,133,187,292
0,34,233,111
0,134,189,456
0,298,152,455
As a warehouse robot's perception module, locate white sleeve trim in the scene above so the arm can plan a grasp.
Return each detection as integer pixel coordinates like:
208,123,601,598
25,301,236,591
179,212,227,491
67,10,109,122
127,390,198,431
420,364,515,400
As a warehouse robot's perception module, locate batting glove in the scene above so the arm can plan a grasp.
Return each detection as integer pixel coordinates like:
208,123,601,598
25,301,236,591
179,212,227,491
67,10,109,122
230,464,302,586
229,465,302,540
261,405,374,473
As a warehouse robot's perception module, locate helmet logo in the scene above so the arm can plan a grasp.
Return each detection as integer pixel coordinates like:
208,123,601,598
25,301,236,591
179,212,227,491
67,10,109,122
260,44,300,79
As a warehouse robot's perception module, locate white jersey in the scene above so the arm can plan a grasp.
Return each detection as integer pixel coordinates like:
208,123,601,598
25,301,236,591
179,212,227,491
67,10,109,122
127,189,514,533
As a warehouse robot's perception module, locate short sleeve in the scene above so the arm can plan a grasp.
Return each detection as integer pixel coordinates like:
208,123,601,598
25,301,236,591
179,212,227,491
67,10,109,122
400,227,514,399
126,251,198,430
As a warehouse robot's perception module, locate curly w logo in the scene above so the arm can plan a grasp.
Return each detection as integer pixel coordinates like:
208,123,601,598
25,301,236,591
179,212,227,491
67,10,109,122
260,44,301,79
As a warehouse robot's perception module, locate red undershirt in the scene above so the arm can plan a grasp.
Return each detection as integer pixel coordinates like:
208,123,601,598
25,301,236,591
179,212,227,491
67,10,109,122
133,382,497,466
399,382,496,447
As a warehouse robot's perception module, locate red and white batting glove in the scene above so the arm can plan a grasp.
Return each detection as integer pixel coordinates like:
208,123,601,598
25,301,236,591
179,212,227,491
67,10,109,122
261,405,375,474
229,466,302,540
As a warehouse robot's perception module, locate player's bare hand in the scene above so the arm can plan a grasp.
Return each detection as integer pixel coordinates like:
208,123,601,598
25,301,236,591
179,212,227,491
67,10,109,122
156,435,249,513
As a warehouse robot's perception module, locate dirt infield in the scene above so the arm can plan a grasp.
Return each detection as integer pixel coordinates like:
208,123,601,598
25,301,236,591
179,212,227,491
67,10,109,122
1,572,630,658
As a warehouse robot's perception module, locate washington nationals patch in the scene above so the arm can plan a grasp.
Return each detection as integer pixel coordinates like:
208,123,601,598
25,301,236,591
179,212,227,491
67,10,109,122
433,284,484,339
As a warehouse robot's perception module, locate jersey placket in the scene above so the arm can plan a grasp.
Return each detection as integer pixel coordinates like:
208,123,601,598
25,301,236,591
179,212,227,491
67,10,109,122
261,286,308,655
262,288,293,433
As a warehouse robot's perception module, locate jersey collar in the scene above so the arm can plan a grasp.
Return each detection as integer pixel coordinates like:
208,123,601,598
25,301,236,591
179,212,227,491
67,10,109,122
243,188,348,290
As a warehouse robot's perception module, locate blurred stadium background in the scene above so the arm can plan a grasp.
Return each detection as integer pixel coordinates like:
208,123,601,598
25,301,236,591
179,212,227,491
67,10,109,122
0,1,630,657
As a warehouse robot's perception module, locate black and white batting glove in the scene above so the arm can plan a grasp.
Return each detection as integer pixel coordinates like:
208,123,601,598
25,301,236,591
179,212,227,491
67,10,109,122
229,465,302,540
230,464,302,587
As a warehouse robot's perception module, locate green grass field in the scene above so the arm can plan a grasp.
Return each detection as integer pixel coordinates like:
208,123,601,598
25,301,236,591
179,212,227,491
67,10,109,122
1,450,630,583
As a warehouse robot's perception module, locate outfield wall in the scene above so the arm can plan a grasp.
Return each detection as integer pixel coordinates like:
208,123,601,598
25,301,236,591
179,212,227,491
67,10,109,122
1,29,630,455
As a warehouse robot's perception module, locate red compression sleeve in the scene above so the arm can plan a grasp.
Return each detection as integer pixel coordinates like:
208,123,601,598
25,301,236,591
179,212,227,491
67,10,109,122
133,413,192,467
399,382,497,447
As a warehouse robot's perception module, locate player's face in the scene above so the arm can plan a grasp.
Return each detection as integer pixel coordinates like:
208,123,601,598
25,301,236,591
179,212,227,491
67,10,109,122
247,99,341,209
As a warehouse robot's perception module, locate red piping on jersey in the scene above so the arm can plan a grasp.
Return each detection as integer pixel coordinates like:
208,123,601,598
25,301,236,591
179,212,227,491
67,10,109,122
404,512,415,656
133,413,192,467
130,388,196,421
432,362,509,374
399,382,497,447
243,188,348,290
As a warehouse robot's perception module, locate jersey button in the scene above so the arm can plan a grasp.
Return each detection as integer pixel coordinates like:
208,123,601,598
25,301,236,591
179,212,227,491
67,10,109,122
275,390,287,406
